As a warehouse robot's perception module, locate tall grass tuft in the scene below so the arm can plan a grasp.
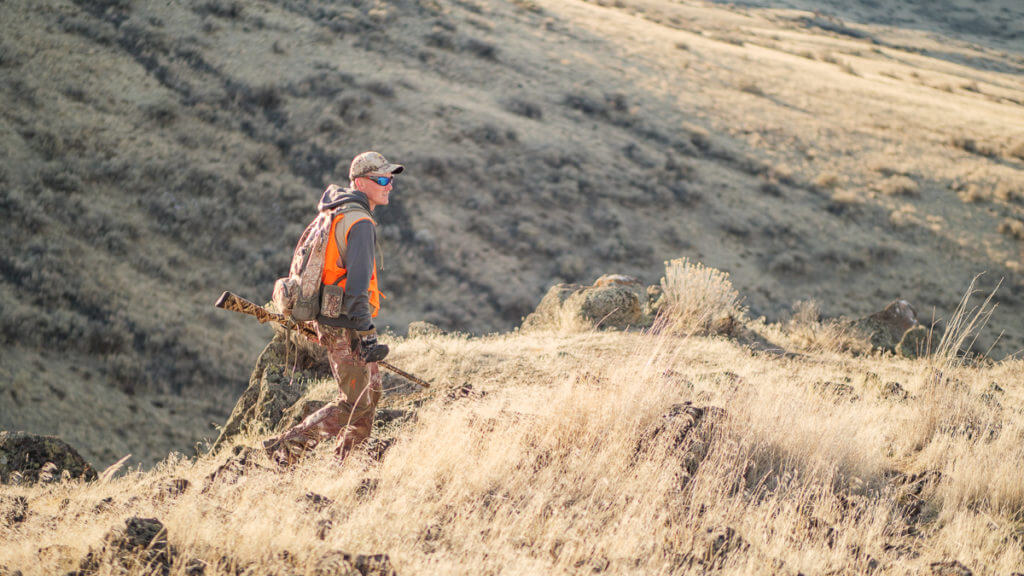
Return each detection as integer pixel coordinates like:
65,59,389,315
932,274,1001,370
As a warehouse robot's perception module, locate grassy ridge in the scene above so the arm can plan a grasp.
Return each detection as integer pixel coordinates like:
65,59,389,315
2,313,1023,574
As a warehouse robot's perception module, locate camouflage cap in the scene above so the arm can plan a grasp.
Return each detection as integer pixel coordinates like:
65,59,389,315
349,151,405,180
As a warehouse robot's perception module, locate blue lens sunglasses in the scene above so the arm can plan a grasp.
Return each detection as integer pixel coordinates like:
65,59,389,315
363,175,394,186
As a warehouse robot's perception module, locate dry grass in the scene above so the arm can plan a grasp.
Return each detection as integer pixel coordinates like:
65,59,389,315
4,304,1023,574
783,300,871,355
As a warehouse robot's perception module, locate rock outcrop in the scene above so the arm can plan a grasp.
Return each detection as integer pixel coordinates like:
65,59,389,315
521,274,650,332
634,402,726,488
0,431,97,484
855,299,919,352
854,299,943,357
212,330,332,451
69,517,201,576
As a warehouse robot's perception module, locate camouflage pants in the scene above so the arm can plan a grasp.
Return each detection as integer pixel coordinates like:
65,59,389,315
273,325,381,461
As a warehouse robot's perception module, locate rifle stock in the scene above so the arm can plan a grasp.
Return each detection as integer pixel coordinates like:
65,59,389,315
214,291,430,388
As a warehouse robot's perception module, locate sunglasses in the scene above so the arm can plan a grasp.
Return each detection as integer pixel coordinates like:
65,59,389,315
362,174,394,186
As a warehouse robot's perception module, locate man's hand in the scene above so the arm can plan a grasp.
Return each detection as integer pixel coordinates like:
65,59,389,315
356,330,389,363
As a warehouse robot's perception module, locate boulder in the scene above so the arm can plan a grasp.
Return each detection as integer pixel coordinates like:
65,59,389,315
522,276,645,332
0,431,97,484
73,517,171,576
595,274,660,319
634,403,725,486
854,299,920,353
879,381,910,402
212,330,332,451
71,517,207,576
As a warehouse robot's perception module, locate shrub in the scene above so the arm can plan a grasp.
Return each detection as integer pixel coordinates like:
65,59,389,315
951,135,997,157
503,98,542,119
143,99,177,127
993,181,1023,204
738,81,764,96
509,0,543,12
656,258,745,336
424,30,456,50
39,163,83,193
813,172,840,190
876,175,919,197
998,218,1024,241
363,80,394,98
196,0,242,19
462,37,498,60
1008,140,1024,162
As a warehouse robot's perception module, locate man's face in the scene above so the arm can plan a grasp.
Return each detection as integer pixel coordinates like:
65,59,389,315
358,173,394,209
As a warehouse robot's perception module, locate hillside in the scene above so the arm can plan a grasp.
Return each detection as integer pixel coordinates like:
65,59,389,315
1,278,1023,574
2,0,1024,468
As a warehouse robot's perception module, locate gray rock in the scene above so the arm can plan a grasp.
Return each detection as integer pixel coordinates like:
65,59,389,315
880,381,910,401
212,331,331,451
74,517,175,576
855,299,920,352
634,403,725,487
0,431,97,484
522,278,644,332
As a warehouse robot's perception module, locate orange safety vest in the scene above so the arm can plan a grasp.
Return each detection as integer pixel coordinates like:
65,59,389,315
321,208,385,317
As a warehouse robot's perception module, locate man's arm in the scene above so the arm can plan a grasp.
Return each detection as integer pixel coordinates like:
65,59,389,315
341,219,375,331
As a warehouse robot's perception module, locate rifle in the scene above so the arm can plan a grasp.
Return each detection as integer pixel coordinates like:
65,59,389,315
214,291,431,388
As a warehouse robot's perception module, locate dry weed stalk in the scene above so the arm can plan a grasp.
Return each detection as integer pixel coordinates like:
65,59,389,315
931,274,1001,371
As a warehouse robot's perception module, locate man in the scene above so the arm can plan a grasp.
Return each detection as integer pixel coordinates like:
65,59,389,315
264,151,403,463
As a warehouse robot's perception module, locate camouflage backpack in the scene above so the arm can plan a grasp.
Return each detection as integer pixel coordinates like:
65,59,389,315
273,209,334,322
273,200,368,322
